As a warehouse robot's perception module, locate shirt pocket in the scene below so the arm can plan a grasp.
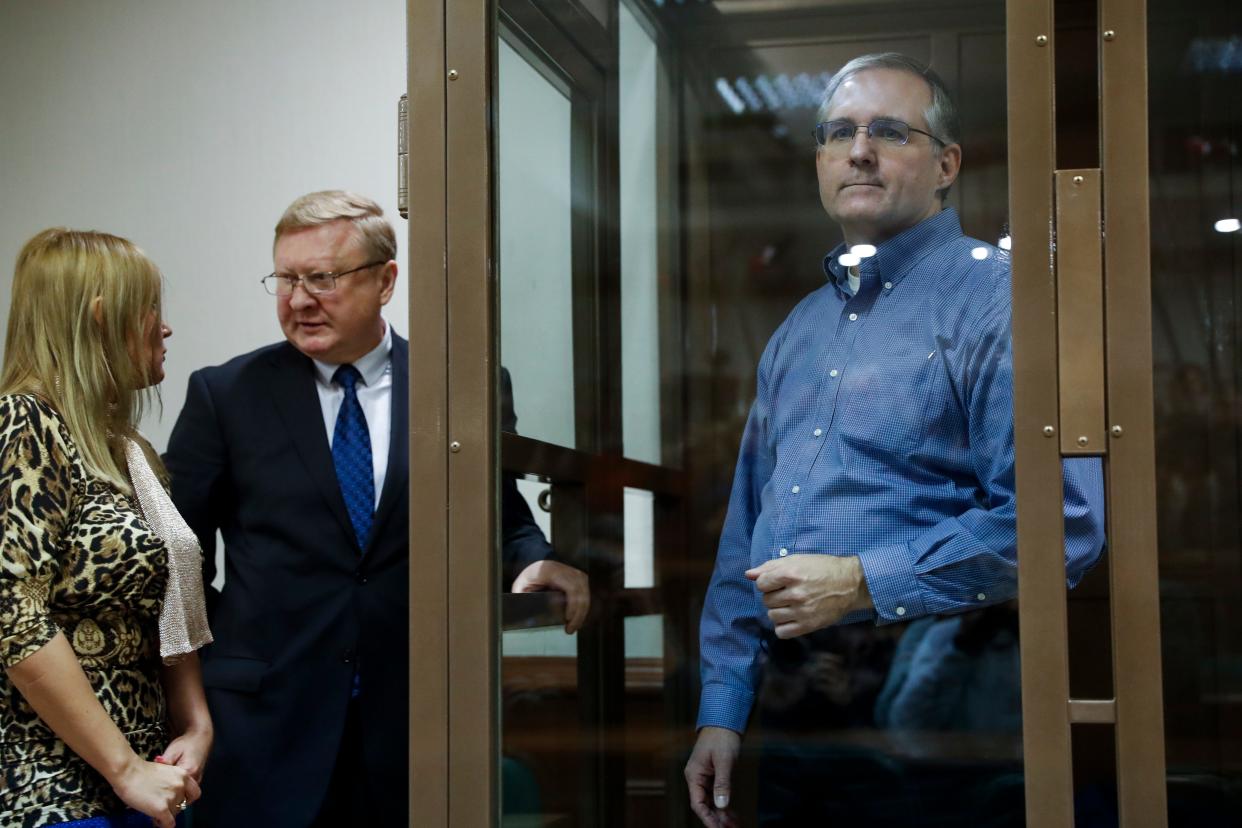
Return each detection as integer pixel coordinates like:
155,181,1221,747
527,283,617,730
836,338,945,462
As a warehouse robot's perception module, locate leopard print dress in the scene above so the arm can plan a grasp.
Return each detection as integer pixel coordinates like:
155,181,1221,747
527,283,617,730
0,395,170,827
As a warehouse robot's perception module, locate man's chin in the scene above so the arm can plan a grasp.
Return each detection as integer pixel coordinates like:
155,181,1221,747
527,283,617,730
288,333,337,361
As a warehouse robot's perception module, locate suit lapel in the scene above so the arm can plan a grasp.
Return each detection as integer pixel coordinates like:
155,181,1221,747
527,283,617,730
266,343,358,548
368,334,408,554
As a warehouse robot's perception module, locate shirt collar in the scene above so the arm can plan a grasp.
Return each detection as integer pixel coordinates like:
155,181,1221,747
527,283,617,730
312,320,392,388
823,208,964,295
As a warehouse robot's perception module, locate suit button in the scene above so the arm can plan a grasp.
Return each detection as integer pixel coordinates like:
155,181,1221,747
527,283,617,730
342,648,355,664
355,570,368,585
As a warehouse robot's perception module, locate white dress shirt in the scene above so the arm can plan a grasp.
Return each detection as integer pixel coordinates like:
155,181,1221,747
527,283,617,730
311,322,393,508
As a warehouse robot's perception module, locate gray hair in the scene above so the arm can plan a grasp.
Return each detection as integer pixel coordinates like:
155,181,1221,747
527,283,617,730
274,190,397,263
817,53,961,201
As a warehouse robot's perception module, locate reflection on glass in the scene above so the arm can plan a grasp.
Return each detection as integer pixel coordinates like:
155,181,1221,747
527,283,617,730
485,1,1102,825
623,487,655,588
515,478,552,542
498,38,576,449
620,1,663,465
623,614,666,825
1150,1,1242,821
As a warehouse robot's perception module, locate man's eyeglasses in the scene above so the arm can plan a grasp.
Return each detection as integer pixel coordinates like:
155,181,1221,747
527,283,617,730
812,118,947,150
261,261,386,296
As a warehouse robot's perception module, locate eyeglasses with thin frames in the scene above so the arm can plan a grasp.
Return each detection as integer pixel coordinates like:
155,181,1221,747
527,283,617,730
261,261,386,296
812,118,948,151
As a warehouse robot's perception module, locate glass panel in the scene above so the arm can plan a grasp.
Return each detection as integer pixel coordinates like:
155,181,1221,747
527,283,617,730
620,2,664,465
1149,1,1242,820
516,477,553,543
624,614,666,825
623,487,655,588
487,2,1106,826
498,37,578,449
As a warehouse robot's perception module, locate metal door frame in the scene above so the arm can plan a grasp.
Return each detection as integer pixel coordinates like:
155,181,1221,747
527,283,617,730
408,0,1171,824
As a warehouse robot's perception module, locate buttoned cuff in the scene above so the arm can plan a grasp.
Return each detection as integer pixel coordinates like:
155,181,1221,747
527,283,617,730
696,681,753,734
859,542,928,624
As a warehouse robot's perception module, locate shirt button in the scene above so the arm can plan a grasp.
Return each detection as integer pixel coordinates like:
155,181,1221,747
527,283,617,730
829,369,839,377
884,281,893,290
779,548,789,557
895,606,907,616
813,428,823,437
791,485,800,494
977,593,987,601
848,313,858,321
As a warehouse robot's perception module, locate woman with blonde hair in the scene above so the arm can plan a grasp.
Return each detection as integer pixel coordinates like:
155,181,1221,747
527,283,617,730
0,229,212,828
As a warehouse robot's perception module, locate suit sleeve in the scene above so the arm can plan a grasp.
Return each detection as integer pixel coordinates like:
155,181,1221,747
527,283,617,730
497,365,555,588
165,370,228,610
501,472,554,589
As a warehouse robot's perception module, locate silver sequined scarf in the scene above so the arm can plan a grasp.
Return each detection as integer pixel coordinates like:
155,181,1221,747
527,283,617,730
124,438,213,663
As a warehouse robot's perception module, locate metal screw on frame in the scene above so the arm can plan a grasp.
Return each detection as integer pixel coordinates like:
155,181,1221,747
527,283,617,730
1111,425,1124,438
450,441,462,453
1077,436,1090,447
1036,35,1049,46
448,69,459,81
1103,30,1116,41
1043,425,1056,438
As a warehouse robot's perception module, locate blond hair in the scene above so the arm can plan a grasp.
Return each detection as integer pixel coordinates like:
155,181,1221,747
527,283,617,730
1,228,164,493
274,190,397,262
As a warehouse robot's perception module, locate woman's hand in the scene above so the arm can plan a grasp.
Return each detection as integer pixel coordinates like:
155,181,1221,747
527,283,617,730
111,756,200,828
159,652,213,783
157,724,213,782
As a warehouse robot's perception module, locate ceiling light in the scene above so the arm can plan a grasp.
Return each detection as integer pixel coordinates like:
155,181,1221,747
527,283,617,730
714,78,745,115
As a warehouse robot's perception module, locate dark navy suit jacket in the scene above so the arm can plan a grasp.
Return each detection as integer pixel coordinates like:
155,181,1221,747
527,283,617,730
165,336,410,827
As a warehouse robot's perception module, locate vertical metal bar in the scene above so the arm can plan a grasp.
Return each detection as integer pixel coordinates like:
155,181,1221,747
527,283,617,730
407,0,450,825
446,0,498,825
1008,1,1077,825
1054,169,1107,457
1098,1,1170,823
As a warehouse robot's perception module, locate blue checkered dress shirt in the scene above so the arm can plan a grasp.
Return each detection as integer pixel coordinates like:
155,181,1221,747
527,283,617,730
697,209,1106,733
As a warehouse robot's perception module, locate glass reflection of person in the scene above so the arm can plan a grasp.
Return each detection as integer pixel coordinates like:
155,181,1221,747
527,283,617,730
875,603,1022,733
685,54,1105,827
0,230,211,828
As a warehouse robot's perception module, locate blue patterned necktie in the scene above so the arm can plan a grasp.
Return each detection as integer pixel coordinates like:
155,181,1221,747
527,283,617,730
332,364,374,551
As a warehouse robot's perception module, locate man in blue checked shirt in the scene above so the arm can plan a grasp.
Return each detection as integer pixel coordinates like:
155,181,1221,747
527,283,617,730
684,53,1105,827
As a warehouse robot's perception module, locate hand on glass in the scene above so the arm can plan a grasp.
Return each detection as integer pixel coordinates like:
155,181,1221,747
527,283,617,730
746,554,872,638
684,726,742,828
511,559,590,634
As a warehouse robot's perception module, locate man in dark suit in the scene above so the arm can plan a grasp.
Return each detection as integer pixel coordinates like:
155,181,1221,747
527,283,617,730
166,190,586,827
